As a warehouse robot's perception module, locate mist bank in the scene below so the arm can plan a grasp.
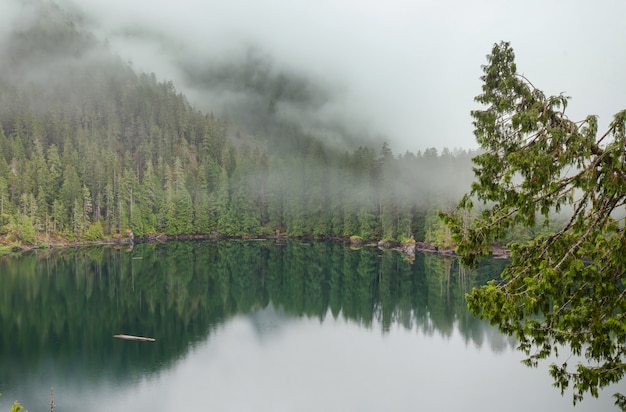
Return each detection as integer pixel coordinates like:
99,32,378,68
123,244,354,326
54,0,461,153
0,0,491,249
0,1,573,252
1,0,390,153
179,46,383,153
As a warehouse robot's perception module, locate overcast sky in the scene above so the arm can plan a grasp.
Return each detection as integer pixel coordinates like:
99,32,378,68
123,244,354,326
14,0,626,152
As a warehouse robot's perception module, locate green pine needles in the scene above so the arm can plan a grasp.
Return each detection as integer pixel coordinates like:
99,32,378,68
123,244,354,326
442,41,626,409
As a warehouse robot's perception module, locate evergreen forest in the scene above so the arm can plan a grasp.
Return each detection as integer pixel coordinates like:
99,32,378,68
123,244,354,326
0,1,478,248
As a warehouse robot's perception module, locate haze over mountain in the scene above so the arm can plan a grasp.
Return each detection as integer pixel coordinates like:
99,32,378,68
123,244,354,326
0,0,475,245
0,0,618,247
4,0,625,152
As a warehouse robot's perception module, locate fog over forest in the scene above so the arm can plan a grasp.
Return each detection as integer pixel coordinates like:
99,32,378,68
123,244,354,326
0,0,612,245
5,0,625,153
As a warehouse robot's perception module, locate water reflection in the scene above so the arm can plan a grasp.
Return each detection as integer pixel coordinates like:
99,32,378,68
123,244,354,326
0,241,613,411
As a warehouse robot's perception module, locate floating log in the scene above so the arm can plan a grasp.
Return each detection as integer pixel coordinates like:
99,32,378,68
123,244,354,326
113,334,155,342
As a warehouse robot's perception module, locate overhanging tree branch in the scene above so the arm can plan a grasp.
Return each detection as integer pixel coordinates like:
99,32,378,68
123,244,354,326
443,41,626,410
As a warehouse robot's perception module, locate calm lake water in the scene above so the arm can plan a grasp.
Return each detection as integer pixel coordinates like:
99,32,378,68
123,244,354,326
0,240,618,411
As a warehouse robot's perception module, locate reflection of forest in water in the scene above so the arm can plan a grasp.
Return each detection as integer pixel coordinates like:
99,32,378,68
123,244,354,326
0,240,511,384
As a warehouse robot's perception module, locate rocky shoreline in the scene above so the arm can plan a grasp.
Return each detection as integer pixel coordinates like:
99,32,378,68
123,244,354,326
2,232,510,260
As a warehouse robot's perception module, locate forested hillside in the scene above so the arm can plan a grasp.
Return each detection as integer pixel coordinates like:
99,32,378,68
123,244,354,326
0,1,477,247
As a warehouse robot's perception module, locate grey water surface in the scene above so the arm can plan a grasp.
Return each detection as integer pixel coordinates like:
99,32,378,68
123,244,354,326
0,240,617,411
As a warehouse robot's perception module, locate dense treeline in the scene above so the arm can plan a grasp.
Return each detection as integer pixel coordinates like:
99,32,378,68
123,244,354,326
0,1,477,246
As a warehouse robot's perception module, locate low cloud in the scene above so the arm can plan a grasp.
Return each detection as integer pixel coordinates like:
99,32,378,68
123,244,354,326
5,0,626,152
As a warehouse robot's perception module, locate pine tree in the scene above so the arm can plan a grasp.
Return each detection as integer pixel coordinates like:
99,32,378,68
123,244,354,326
442,41,626,408
82,185,93,234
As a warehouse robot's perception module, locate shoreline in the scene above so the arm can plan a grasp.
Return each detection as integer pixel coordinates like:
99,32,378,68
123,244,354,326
1,233,510,260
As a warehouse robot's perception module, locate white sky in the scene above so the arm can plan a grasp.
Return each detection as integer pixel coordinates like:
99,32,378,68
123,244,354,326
16,0,626,152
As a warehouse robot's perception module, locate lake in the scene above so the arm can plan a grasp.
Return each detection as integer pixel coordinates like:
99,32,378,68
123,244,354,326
0,240,618,411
